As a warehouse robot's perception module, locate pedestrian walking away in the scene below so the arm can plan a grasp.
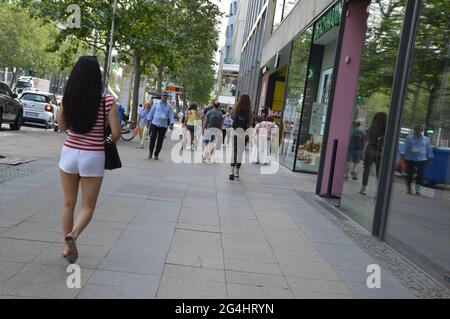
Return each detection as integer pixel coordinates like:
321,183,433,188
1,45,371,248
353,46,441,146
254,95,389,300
137,101,152,149
147,91,175,160
202,101,224,162
230,94,253,180
184,102,201,151
400,124,433,195
223,108,233,147
57,56,121,264
360,112,387,195
346,120,365,181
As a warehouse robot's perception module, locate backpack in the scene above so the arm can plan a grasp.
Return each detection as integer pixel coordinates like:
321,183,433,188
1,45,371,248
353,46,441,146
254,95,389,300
207,109,223,129
233,112,249,130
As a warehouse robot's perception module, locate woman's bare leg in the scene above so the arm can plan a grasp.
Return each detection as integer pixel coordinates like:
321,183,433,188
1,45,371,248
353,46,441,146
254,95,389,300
60,170,80,255
68,176,103,240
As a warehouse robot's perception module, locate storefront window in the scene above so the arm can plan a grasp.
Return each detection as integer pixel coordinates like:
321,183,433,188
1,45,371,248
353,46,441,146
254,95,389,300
340,0,407,230
384,0,450,287
280,28,313,167
220,70,238,97
294,2,342,172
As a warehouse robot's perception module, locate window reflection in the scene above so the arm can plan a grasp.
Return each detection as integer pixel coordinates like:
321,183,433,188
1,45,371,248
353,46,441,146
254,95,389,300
385,0,450,288
340,0,407,230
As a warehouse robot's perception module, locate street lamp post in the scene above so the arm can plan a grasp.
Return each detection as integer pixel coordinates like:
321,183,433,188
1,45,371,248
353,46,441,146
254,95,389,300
104,0,118,96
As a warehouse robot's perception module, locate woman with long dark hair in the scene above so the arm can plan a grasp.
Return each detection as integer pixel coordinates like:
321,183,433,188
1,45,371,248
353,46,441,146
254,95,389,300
230,94,253,180
57,56,120,263
360,112,387,195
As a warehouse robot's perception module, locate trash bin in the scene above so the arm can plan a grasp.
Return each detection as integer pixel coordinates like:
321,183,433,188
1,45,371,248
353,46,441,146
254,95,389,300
424,147,450,184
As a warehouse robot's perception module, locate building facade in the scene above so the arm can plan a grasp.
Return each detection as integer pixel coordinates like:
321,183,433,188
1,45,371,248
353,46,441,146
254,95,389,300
242,0,450,289
217,0,250,108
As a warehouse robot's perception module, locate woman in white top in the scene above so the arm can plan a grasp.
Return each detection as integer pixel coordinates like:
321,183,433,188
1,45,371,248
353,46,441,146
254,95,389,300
57,56,120,263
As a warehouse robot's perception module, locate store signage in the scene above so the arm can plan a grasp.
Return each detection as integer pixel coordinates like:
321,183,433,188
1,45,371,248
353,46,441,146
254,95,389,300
314,2,343,41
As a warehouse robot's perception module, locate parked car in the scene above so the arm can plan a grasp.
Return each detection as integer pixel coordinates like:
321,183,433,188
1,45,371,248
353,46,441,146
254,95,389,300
19,89,59,130
0,82,23,130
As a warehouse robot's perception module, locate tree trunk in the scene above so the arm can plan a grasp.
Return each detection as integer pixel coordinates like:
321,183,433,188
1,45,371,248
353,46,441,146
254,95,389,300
102,36,110,89
9,68,18,88
131,55,142,124
182,84,187,111
424,87,436,136
156,63,164,93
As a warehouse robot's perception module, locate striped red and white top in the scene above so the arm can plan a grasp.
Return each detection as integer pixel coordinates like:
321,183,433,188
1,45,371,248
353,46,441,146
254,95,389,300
64,95,114,151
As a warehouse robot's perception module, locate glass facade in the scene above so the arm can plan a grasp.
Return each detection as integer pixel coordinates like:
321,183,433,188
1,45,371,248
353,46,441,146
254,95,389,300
279,1,342,172
340,0,407,230
384,0,450,287
281,28,313,167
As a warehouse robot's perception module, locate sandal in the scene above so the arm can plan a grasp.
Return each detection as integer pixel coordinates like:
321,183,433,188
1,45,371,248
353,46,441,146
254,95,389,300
64,235,78,264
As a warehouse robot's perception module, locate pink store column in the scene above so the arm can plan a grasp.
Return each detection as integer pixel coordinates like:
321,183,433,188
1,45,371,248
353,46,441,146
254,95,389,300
319,0,369,197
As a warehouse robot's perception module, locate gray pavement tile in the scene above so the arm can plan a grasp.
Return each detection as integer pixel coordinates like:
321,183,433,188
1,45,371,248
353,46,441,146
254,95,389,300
98,246,167,276
56,227,123,248
0,238,51,263
223,248,278,264
33,243,110,269
292,289,356,299
271,244,321,257
78,270,160,299
182,198,218,210
0,227,8,235
159,264,226,282
156,264,227,299
116,183,156,196
224,259,283,276
0,262,27,285
222,240,272,254
127,219,176,233
345,281,416,299
172,229,222,248
114,230,173,250
221,232,267,245
0,221,62,242
166,244,224,269
156,279,228,299
178,211,220,227
175,223,221,233
132,207,181,223
227,283,294,299
279,261,342,281
0,263,94,298
285,277,354,295
225,271,289,289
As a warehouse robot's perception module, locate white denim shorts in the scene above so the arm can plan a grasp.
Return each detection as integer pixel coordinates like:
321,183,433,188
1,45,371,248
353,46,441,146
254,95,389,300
59,146,105,177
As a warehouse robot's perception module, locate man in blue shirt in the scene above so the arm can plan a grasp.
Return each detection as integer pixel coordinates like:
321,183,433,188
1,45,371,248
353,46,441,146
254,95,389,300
400,124,433,195
146,91,175,160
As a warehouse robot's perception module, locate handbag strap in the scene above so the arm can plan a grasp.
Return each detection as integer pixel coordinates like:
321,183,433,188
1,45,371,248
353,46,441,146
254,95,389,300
102,96,107,141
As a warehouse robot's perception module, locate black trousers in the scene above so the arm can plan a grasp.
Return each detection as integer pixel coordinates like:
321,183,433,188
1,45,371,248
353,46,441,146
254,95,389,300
149,124,168,157
362,145,381,187
406,160,426,189
231,135,247,169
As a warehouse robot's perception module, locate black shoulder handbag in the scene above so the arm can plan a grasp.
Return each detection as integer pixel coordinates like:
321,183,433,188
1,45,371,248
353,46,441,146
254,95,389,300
103,97,122,170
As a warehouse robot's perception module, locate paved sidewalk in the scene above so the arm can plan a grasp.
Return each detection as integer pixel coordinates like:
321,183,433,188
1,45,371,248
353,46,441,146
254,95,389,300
0,131,419,298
